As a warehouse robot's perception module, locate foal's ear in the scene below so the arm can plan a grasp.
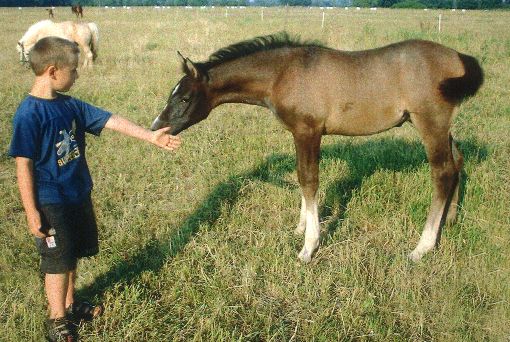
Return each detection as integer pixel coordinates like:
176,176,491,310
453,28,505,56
177,51,186,64
177,51,202,80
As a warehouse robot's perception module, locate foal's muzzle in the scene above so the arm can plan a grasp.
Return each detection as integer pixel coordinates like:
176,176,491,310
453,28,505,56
150,117,168,131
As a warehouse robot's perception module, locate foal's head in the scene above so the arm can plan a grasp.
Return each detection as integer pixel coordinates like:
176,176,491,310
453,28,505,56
151,52,211,135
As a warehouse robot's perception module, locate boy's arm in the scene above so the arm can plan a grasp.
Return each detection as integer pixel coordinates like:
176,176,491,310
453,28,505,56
15,157,46,238
104,114,181,151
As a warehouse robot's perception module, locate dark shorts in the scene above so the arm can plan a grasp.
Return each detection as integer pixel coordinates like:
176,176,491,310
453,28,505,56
35,197,99,274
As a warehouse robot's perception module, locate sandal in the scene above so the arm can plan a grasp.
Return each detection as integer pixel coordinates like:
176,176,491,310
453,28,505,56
66,301,104,322
46,317,76,342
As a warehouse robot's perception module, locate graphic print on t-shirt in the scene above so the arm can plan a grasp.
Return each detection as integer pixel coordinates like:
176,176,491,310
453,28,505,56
56,119,80,167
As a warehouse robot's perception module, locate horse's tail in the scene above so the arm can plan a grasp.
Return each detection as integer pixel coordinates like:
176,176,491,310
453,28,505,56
87,22,99,60
439,53,484,105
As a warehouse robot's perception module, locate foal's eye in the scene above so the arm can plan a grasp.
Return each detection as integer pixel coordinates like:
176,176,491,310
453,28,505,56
181,97,190,103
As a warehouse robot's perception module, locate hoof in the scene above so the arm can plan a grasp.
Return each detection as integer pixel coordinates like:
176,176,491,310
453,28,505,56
409,235,436,262
298,248,312,263
408,249,424,262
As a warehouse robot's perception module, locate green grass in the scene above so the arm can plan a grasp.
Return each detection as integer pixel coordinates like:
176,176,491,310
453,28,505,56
1,6,509,341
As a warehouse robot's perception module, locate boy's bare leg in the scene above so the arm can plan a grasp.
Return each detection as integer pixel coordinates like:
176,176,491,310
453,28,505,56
65,270,76,309
45,273,69,319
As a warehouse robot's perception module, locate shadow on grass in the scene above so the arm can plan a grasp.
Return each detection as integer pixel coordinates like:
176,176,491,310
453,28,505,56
77,137,487,300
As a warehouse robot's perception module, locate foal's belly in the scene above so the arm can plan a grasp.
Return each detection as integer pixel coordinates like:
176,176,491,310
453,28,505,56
324,102,407,136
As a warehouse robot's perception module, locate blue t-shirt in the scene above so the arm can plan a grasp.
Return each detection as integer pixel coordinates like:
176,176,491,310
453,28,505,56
9,94,112,205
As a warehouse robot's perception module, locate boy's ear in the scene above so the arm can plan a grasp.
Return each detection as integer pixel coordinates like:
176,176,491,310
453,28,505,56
177,51,202,81
47,65,57,78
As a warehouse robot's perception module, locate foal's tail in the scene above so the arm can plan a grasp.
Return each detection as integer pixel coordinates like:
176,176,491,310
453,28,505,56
87,22,99,60
439,53,484,104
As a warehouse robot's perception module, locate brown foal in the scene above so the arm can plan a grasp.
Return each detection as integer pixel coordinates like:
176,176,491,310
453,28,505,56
151,32,483,262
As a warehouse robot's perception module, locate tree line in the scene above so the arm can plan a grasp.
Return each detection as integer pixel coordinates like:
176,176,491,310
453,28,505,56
1,0,507,9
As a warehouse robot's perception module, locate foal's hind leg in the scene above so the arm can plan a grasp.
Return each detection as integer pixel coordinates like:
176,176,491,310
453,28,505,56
446,137,463,225
409,114,458,261
293,131,322,263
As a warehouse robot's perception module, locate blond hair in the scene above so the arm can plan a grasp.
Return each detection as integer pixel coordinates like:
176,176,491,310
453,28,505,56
29,36,80,75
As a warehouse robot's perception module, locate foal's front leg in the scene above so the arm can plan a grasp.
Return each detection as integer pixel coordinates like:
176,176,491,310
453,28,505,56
295,195,307,235
293,132,322,263
79,43,94,68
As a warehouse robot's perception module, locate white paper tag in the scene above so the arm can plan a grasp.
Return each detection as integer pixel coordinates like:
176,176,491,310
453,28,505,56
46,236,56,248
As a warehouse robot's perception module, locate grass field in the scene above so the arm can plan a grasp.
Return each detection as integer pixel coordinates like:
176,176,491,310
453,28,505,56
0,6,509,341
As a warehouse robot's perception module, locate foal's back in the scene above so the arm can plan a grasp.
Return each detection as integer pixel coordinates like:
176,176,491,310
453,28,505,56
273,40,466,136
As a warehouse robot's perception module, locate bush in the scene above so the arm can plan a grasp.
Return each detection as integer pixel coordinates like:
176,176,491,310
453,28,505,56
391,0,427,8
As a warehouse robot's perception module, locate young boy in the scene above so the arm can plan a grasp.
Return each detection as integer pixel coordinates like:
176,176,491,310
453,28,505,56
9,37,181,342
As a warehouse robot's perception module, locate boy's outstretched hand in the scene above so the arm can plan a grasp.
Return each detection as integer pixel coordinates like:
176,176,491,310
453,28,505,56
150,127,182,151
104,115,182,152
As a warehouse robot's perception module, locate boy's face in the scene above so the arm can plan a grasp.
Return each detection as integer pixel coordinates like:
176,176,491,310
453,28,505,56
52,63,79,92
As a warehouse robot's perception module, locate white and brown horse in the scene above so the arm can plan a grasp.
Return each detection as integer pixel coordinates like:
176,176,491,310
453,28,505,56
17,20,99,68
71,5,83,18
151,33,483,263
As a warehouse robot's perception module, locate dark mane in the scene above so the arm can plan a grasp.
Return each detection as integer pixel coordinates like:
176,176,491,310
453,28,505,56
195,31,326,72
